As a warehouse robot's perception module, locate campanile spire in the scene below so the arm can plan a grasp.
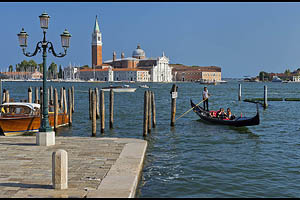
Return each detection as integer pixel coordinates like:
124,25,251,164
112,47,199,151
91,15,102,67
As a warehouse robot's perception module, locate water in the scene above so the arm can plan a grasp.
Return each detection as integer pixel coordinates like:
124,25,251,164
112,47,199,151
3,80,300,197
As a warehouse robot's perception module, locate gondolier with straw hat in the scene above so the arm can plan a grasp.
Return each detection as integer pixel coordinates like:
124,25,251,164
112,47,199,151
203,87,210,111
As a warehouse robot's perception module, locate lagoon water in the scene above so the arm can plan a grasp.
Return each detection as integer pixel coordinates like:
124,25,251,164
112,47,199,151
4,79,300,197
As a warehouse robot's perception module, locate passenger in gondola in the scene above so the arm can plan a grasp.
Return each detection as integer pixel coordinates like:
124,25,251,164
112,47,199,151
227,108,236,120
217,108,227,119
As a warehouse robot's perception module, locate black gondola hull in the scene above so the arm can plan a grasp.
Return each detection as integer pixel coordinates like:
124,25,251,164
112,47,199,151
191,100,259,127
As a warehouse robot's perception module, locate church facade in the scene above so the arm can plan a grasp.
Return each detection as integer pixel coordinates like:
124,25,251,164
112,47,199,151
104,44,173,82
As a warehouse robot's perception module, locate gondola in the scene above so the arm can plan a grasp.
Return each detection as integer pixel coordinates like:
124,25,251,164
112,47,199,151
190,100,259,127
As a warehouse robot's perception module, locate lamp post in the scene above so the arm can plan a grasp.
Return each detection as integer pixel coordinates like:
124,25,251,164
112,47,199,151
17,12,71,132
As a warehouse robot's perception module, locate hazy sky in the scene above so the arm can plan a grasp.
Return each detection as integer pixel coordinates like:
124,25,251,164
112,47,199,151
2,2,300,78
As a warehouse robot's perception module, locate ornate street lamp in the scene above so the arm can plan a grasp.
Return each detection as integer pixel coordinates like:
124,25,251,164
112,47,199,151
17,12,71,132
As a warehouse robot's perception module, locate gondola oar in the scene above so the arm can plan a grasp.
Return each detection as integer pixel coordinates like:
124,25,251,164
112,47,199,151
175,96,211,122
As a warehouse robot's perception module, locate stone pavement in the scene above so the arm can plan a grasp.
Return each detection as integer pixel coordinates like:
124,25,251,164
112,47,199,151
0,136,147,198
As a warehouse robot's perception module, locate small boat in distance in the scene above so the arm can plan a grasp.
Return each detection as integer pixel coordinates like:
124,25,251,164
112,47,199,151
101,85,137,92
0,102,69,136
216,80,228,84
190,100,259,127
139,84,150,88
272,76,282,82
199,79,218,85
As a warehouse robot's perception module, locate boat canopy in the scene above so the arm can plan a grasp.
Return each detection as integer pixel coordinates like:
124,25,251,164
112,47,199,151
1,102,40,110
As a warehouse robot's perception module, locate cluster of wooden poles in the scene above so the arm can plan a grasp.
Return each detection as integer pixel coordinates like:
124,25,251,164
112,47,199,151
88,87,157,137
89,88,113,136
1,86,75,132
143,90,156,137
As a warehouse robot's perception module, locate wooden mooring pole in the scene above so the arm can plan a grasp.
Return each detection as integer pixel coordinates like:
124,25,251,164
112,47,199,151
109,89,114,129
143,90,149,137
238,84,242,101
63,87,67,114
50,85,53,105
100,90,105,133
148,90,152,133
72,86,74,113
68,88,72,126
170,84,178,126
92,90,97,136
2,89,5,104
89,88,92,120
35,87,39,103
264,85,268,109
5,90,9,103
151,91,156,128
54,88,58,132
0,80,2,104
28,87,32,103
60,87,64,111
95,88,100,119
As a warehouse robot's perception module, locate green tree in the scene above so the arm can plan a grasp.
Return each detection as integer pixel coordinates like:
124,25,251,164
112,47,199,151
259,71,268,81
58,65,63,79
28,59,37,72
284,69,291,75
81,64,89,69
48,62,57,79
8,65,13,72
38,63,43,73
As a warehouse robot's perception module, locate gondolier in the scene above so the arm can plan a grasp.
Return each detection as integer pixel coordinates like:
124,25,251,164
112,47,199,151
202,87,210,111
190,100,260,127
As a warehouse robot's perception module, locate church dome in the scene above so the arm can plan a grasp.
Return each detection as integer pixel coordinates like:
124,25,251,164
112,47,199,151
132,44,146,59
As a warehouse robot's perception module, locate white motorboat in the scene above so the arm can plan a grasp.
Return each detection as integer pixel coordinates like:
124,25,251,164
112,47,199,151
139,84,150,88
101,85,137,92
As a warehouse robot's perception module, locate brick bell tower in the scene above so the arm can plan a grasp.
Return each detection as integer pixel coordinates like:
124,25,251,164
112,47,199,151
91,15,102,68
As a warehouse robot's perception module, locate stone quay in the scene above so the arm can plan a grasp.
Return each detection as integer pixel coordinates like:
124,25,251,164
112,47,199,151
0,136,147,198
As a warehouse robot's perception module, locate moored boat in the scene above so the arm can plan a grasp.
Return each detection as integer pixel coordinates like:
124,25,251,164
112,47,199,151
0,102,69,136
101,85,137,92
199,79,218,85
139,84,150,88
190,100,259,127
272,76,282,82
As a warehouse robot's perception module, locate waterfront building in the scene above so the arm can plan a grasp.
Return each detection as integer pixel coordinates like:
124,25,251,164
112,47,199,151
293,76,300,82
78,67,149,82
31,71,43,80
79,67,112,81
113,68,149,82
170,64,221,82
104,45,173,82
63,64,80,80
1,71,42,80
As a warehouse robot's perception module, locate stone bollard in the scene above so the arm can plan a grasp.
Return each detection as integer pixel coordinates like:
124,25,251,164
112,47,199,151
36,131,55,146
52,149,68,190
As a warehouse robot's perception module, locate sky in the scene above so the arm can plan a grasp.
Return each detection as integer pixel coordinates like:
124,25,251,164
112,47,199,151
2,2,300,78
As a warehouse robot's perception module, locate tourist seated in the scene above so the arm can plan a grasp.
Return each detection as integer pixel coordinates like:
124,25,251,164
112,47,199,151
209,111,217,118
227,108,236,120
217,108,227,119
